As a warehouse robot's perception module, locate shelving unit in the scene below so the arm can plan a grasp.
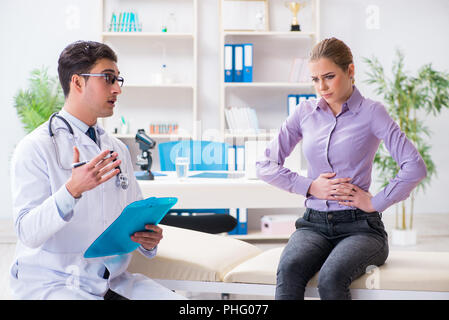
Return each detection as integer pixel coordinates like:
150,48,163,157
217,0,320,240
218,0,320,147
99,0,198,141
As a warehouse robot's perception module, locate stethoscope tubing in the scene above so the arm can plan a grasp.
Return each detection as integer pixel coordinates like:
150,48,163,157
48,112,129,189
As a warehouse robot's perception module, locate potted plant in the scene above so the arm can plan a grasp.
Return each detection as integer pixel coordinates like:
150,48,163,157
14,67,64,133
363,50,449,246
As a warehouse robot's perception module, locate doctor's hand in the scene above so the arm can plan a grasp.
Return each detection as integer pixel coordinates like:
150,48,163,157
131,225,163,251
65,147,122,199
331,183,376,213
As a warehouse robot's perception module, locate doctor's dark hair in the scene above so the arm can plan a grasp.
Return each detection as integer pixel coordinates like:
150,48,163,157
57,40,117,98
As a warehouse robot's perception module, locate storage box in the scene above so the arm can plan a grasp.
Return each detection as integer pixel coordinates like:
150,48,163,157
260,214,299,235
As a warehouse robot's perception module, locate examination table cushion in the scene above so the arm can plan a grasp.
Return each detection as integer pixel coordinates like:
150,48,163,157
127,224,262,282
223,247,449,292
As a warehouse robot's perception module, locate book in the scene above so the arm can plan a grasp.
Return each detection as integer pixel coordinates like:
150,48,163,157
224,106,260,134
289,58,311,83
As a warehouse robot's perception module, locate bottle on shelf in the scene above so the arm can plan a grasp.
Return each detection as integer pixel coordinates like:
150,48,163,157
162,12,178,33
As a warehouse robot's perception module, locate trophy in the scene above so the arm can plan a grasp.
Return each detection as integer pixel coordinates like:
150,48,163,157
285,1,305,31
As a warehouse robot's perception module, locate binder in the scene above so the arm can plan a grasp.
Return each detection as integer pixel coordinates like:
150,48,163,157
288,94,298,116
233,45,244,82
228,208,239,235
244,140,269,179
287,94,317,115
243,43,253,82
84,197,177,258
224,44,234,82
237,208,248,235
236,145,245,171
228,146,236,171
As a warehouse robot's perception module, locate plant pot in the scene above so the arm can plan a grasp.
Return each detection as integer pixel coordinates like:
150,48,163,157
391,228,417,246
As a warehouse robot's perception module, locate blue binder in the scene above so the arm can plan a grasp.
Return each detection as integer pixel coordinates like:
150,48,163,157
228,208,239,235
287,94,318,115
224,44,234,82
237,208,248,235
234,45,244,82
243,43,253,82
84,197,177,258
287,94,298,116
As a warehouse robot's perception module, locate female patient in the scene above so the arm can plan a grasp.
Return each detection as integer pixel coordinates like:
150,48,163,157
256,37,427,300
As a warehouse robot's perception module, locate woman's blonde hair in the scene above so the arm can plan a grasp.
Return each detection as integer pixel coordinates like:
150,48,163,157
309,37,353,72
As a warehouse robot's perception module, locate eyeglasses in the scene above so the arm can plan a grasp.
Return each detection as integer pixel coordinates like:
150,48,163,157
79,73,124,87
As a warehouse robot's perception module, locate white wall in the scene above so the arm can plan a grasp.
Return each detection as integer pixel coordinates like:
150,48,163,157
1,0,448,219
319,0,449,216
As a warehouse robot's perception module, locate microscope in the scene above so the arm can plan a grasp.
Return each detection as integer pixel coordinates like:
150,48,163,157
135,129,156,180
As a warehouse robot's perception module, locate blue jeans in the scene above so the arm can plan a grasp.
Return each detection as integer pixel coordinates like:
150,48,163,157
276,208,389,300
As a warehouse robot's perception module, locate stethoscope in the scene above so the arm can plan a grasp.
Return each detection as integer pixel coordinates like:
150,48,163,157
48,112,129,190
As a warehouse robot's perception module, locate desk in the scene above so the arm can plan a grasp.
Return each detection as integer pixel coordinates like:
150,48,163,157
138,171,305,209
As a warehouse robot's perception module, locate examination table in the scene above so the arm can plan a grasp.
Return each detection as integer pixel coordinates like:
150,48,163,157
128,225,449,299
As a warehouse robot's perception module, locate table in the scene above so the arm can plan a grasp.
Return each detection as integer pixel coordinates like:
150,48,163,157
138,171,305,209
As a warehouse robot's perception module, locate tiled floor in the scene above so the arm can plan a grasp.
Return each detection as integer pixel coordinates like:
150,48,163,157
1,212,448,300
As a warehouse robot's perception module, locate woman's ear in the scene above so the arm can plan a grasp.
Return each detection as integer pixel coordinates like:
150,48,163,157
348,63,355,83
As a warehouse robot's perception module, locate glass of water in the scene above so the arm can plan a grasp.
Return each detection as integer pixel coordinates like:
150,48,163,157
175,157,189,180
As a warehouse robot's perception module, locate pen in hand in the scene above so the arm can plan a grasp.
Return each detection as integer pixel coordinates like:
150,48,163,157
71,160,88,169
71,152,114,169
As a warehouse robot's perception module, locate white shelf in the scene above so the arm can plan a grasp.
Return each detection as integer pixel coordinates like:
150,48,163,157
224,130,277,140
113,133,192,140
225,82,313,89
102,32,194,39
100,0,199,139
218,0,321,138
224,31,315,38
123,83,194,89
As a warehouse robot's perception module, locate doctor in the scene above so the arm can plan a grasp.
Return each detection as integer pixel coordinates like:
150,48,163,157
10,40,185,300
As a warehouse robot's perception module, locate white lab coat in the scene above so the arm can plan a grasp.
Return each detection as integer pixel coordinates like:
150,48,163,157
9,116,183,300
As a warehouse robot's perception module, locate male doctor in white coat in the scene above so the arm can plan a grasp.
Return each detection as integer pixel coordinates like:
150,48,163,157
10,40,185,300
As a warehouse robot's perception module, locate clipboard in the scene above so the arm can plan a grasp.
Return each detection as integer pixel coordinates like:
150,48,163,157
84,197,177,258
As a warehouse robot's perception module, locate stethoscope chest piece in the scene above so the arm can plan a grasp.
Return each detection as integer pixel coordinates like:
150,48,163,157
116,172,129,190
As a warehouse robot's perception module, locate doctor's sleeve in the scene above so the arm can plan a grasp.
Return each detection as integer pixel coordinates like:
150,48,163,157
10,138,72,248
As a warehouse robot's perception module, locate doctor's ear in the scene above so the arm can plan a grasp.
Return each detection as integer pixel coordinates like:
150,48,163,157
71,74,85,93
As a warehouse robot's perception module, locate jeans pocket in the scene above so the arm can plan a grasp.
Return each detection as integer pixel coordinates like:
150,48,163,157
295,217,313,229
365,217,388,238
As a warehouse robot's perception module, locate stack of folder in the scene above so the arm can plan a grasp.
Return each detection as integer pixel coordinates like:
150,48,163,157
287,94,317,116
228,208,248,235
227,145,247,235
224,43,253,82
224,106,259,134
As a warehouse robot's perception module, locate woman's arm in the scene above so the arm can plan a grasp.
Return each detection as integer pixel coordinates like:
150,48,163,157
334,103,427,212
256,108,314,196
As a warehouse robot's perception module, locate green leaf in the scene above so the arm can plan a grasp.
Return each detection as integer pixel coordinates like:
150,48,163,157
14,67,64,133
363,50,449,198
